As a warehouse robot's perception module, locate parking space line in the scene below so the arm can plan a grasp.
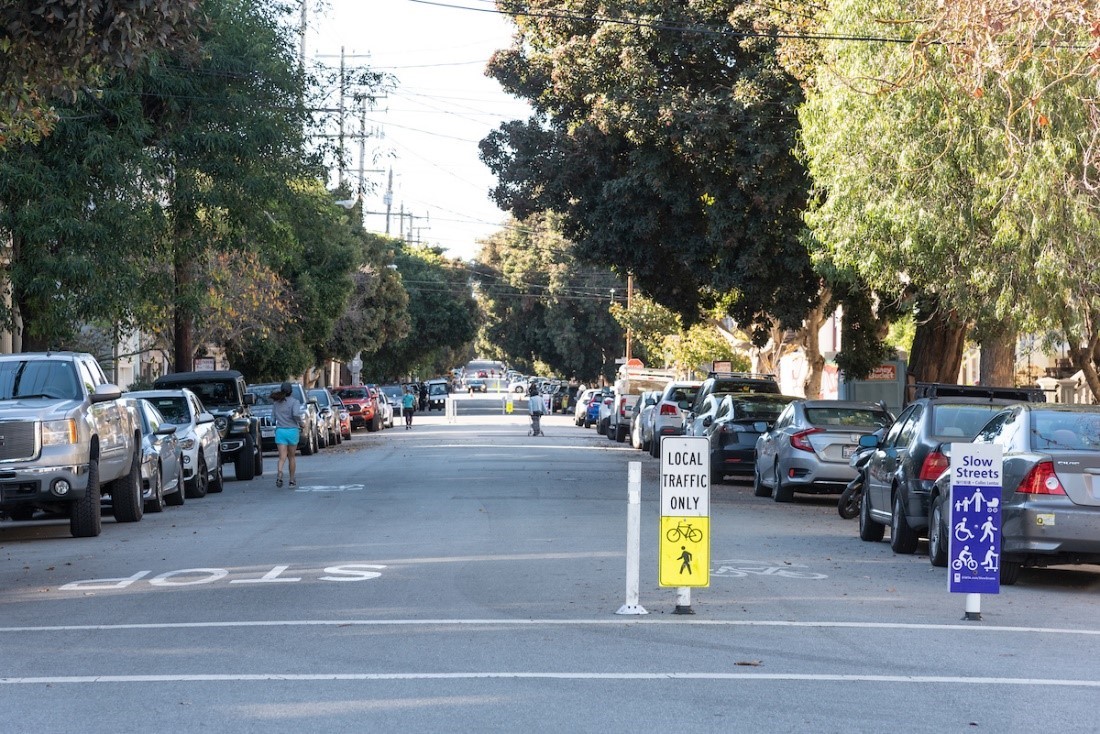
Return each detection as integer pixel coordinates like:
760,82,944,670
2,618,1099,636
1,672,1099,687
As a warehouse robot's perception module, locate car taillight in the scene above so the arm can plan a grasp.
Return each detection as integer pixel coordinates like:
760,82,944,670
1019,461,1066,495
919,451,950,481
659,404,678,416
790,428,822,452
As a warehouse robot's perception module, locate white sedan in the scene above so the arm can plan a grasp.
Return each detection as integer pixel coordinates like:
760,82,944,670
129,388,222,498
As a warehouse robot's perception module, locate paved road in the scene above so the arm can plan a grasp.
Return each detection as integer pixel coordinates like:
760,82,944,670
2,392,1099,732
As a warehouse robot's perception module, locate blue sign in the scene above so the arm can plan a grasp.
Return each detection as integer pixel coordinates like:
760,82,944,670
949,444,1002,595
948,485,1002,593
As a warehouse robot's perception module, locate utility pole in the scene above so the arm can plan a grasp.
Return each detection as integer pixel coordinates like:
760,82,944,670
337,46,346,188
384,167,393,234
626,273,633,361
298,0,307,70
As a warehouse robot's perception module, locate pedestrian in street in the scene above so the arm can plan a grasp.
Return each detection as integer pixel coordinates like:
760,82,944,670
527,382,545,436
402,388,416,429
272,381,305,488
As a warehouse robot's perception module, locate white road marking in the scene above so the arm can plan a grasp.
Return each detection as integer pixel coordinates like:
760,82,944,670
2,618,1099,636
0,672,1098,687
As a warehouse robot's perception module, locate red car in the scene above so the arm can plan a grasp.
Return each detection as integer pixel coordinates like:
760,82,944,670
334,385,380,432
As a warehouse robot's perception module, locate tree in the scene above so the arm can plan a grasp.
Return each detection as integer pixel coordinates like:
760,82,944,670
0,0,202,147
475,213,624,382
482,0,816,342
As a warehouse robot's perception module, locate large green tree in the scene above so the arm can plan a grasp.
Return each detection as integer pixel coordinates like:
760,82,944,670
0,0,202,147
475,213,624,382
481,0,815,342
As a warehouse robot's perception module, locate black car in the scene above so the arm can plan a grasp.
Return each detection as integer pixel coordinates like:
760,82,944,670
686,371,780,427
152,370,263,481
858,382,1044,554
705,394,798,482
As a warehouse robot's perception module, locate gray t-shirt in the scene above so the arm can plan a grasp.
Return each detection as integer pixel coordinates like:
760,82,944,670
272,396,303,428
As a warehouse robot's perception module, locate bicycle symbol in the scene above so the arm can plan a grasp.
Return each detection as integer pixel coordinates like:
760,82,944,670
711,558,828,579
952,557,978,572
665,521,704,544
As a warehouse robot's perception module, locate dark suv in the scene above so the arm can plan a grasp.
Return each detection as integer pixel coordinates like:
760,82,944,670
685,372,780,430
858,382,1044,553
153,370,263,481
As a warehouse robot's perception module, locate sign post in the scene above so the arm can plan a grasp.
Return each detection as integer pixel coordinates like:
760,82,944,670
658,436,710,613
948,443,1003,621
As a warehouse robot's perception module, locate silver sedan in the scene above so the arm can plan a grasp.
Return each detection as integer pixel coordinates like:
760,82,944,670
754,400,893,503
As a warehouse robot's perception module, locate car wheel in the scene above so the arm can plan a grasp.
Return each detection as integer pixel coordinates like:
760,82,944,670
367,416,379,432
235,436,257,481
145,462,166,513
187,457,209,499
301,430,315,456
773,464,794,503
650,437,660,458
890,491,920,554
208,453,224,493
166,461,186,506
318,427,328,449
69,459,102,538
111,448,144,523
859,482,886,542
253,442,264,476
753,469,772,498
1000,557,1023,586
928,493,948,567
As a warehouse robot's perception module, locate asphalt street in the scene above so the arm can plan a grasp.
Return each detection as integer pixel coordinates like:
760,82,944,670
2,392,1099,733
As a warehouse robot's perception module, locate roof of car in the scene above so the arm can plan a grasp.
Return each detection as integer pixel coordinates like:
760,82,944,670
800,399,890,410
155,370,244,383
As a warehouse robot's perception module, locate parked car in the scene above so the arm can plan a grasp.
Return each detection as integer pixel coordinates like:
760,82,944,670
685,371,780,428
466,378,488,393
684,391,741,437
630,391,661,449
606,391,636,442
645,381,704,457
698,393,799,483
575,388,599,426
587,391,609,429
249,382,321,455
129,398,186,513
753,399,892,501
334,385,380,431
923,403,1100,584
379,384,408,425
332,396,352,440
308,388,343,446
153,370,263,482
129,388,222,498
375,391,395,428
858,383,1044,554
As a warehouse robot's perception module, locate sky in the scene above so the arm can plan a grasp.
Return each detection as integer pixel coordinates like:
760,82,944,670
307,0,531,262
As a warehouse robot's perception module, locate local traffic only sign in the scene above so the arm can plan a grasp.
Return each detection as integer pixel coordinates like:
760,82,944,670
949,442,1003,619
659,436,710,589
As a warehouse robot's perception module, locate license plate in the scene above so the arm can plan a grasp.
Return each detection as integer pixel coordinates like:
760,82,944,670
842,445,855,458
261,428,274,438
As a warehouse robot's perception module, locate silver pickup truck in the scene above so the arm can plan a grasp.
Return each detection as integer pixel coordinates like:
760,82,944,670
0,352,142,537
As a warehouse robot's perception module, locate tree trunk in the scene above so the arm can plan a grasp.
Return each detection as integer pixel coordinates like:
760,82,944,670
173,237,194,373
977,323,1018,387
802,292,830,399
907,300,968,394
1066,314,1100,403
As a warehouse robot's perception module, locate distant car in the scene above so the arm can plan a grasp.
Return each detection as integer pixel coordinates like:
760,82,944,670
646,381,704,457
631,391,661,449
858,383,1044,554
426,379,450,411
685,372,780,432
509,379,528,393
308,388,343,446
466,379,488,393
753,399,891,501
250,382,321,454
923,403,1100,584
129,388,222,498
575,388,599,426
586,391,608,429
129,399,186,513
332,396,352,440
684,391,740,437
376,392,395,428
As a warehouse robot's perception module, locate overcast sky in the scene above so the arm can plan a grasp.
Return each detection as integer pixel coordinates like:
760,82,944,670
307,0,531,261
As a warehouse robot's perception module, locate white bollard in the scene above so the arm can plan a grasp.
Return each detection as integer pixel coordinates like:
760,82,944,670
674,586,694,614
616,462,648,615
964,593,982,621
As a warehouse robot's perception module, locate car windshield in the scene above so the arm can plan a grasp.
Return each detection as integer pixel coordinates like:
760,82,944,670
335,388,368,400
429,383,448,395
249,385,279,405
730,395,797,420
667,386,701,403
933,404,1006,439
0,360,82,401
714,379,779,394
146,396,190,425
1030,411,1100,450
183,381,236,408
380,385,404,400
805,407,892,428
308,389,332,407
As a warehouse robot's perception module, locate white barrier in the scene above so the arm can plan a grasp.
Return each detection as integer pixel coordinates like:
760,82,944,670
616,462,648,615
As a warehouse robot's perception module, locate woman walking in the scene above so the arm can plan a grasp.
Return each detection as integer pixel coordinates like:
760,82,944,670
273,381,305,487
401,388,416,429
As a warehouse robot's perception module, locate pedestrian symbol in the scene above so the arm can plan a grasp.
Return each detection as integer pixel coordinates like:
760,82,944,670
658,516,709,587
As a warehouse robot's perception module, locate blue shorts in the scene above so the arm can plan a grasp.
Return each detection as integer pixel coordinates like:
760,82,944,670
275,427,300,446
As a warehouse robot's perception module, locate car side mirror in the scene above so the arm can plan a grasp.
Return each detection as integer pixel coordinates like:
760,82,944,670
155,425,177,436
91,383,122,403
678,400,692,410
858,434,879,448
197,412,215,424
702,416,713,427
243,393,256,406
753,421,769,433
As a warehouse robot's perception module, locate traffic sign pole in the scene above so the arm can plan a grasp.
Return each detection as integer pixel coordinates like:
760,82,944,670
658,436,710,612
948,443,1004,622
